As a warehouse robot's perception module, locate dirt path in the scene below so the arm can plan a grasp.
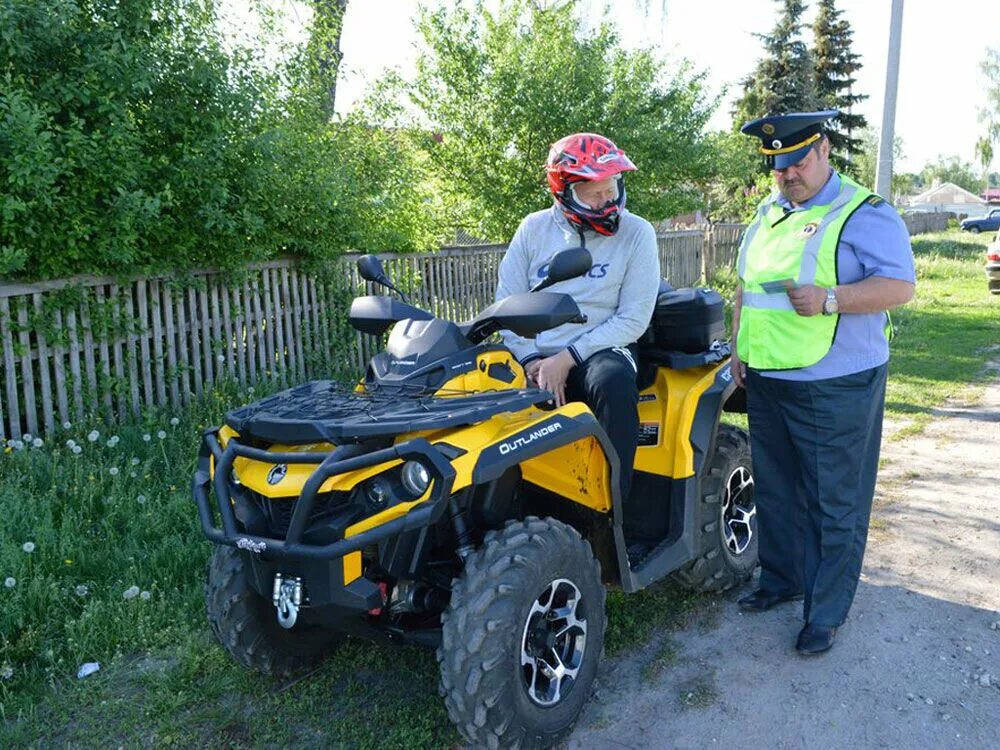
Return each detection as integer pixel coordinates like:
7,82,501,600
571,365,1000,750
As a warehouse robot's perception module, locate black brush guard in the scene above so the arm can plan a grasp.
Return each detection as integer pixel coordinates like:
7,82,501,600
192,431,456,561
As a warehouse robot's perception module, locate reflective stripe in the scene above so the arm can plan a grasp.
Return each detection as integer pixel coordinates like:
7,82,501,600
736,200,773,278
797,183,859,285
741,291,797,311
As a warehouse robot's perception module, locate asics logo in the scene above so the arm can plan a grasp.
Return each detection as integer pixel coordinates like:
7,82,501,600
537,263,609,279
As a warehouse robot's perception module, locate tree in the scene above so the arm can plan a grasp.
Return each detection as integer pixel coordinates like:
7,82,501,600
920,155,981,195
811,0,867,170
981,47,1000,140
309,0,348,118
0,0,435,280
978,47,1000,191
699,130,772,222
975,136,994,194
734,0,818,126
852,128,910,200
408,0,715,240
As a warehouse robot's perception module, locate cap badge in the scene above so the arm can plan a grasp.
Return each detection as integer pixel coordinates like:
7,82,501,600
762,123,775,135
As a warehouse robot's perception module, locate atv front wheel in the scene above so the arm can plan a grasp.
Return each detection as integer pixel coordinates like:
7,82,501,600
672,424,757,592
205,545,340,678
439,517,606,749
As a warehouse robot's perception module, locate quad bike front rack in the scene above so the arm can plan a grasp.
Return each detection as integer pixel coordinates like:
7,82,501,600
192,432,456,561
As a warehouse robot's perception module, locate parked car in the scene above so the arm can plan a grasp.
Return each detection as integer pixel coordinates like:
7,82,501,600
961,208,1000,233
987,229,1000,294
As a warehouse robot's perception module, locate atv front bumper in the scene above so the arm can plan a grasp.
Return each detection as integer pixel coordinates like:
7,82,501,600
192,429,456,562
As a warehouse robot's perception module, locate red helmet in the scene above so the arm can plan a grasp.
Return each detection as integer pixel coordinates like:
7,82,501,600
545,133,637,235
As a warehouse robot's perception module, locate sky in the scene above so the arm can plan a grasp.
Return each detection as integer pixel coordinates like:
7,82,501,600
224,0,1000,174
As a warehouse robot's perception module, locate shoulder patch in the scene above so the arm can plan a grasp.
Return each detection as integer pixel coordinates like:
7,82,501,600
865,195,886,207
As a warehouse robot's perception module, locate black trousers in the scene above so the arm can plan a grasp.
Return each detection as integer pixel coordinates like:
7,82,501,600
565,346,640,503
746,363,887,627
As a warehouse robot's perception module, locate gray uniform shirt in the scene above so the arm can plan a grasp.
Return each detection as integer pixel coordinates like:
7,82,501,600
495,205,661,366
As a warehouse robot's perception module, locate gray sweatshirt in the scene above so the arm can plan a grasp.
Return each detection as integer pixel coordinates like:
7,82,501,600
495,204,661,366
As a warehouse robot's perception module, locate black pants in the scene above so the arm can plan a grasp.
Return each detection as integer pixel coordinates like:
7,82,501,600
746,364,887,627
565,346,640,503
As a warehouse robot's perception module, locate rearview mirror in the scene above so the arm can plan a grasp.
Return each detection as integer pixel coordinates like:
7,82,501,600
357,254,388,284
356,254,408,302
530,247,593,292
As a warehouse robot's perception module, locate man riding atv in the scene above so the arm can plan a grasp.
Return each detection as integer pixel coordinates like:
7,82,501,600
498,132,660,510
194,132,756,750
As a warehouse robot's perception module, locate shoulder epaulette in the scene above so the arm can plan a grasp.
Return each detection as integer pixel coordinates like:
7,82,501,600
865,195,886,207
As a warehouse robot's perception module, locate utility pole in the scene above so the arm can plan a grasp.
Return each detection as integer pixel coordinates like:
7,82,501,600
875,0,904,198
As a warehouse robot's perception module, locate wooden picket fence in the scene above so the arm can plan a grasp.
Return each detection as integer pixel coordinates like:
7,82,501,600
0,228,742,439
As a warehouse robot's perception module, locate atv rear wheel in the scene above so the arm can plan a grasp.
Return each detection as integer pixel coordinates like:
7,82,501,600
672,425,757,592
439,517,606,750
205,545,340,678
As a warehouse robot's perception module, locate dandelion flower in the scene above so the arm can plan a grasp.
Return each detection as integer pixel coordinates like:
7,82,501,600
32,438,43,448
122,585,140,600
66,439,77,449
217,354,225,363
0,665,12,680
129,471,137,479
247,387,255,395
87,430,99,443
22,542,35,554
75,584,89,597
72,445,83,455
136,495,146,504
4,577,15,588
22,433,32,442
169,417,179,426
109,467,119,476
156,430,166,440
12,440,24,451
63,421,72,430
142,433,151,442
131,457,140,466
140,591,151,600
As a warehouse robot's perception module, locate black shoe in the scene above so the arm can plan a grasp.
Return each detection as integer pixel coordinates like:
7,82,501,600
796,623,837,655
737,589,804,612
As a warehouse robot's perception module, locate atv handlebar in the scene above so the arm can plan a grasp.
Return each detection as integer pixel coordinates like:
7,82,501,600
192,431,457,561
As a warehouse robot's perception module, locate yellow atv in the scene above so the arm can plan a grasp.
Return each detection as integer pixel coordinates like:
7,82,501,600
193,248,756,749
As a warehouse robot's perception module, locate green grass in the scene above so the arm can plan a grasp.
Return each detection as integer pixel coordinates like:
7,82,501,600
1,230,995,747
882,231,998,435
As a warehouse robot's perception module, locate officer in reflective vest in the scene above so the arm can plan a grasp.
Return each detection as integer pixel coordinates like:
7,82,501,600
732,111,916,655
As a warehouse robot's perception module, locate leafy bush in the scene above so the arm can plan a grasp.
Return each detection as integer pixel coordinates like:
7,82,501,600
0,0,436,281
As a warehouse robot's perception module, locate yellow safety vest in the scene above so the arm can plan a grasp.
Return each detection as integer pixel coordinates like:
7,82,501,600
736,174,874,370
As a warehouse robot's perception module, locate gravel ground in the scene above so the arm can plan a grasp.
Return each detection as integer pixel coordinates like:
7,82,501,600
570,365,1000,750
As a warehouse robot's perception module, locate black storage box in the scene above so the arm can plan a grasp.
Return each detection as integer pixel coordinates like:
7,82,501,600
640,284,725,354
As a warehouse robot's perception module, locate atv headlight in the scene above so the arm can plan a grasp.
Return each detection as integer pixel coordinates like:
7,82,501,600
364,475,393,511
400,460,431,497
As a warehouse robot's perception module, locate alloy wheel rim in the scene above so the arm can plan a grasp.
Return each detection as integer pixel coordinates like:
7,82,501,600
519,578,587,707
721,465,756,555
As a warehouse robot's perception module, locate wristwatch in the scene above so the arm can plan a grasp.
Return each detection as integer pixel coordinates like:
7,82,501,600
822,287,839,315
